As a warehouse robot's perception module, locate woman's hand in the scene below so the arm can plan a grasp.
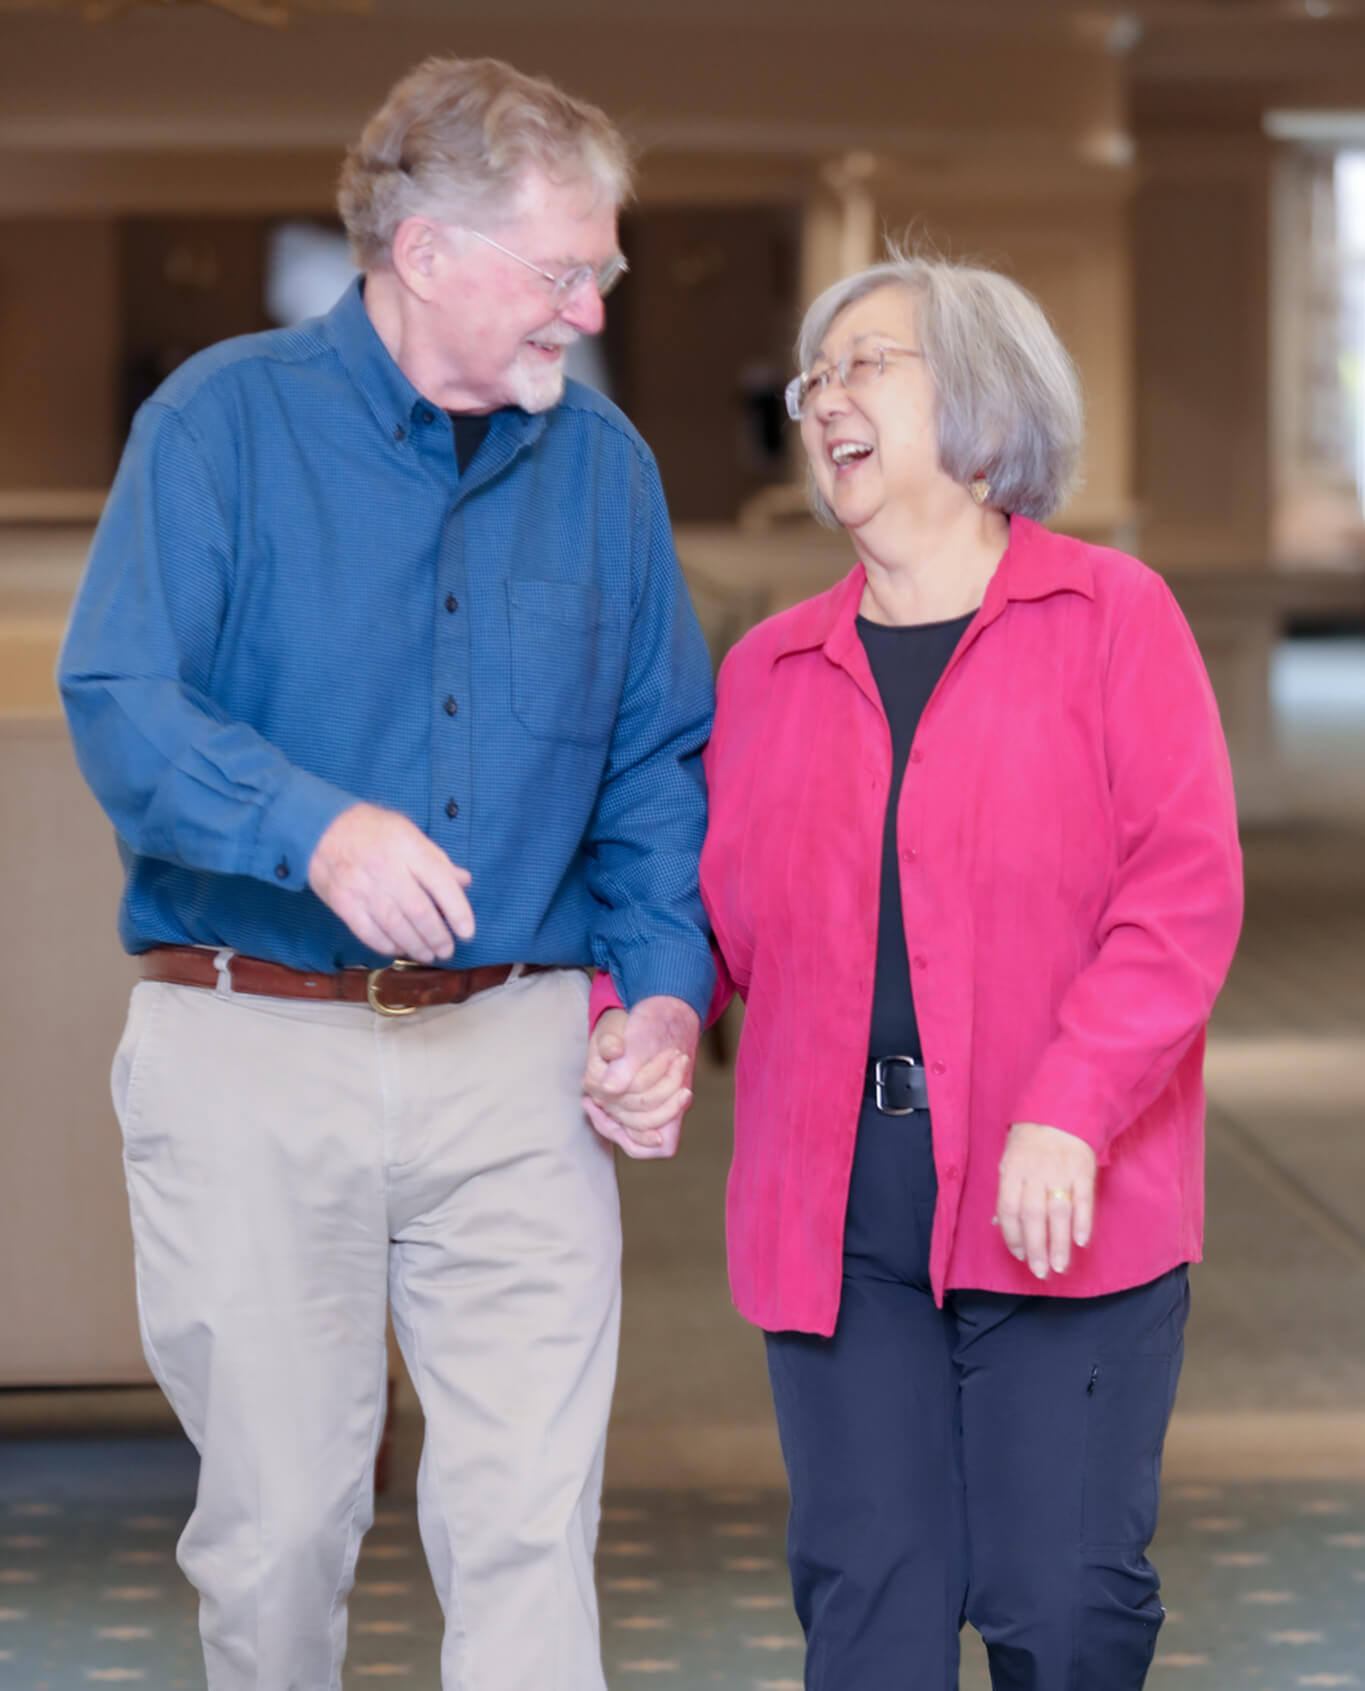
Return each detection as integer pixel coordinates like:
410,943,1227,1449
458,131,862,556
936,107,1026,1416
995,1122,1097,1280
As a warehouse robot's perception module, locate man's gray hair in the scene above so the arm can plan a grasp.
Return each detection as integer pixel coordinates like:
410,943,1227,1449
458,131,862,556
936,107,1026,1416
797,246,1084,525
337,55,633,270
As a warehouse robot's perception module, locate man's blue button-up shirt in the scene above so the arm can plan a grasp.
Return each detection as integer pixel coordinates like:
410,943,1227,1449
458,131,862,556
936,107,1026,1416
59,281,716,1018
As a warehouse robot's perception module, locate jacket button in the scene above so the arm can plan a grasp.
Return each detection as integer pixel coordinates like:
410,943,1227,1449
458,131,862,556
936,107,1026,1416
444,695,458,716
913,953,928,970
932,1060,946,1075
901,846,917,863
909,747,925,765
445,798,459,819
942,1161,960,1181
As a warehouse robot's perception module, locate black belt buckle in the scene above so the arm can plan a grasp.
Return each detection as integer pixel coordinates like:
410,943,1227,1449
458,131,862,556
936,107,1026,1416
872,1054,921,1116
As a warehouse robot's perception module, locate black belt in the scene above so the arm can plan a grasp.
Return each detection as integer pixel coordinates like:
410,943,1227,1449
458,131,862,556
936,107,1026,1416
864,1055,930,1116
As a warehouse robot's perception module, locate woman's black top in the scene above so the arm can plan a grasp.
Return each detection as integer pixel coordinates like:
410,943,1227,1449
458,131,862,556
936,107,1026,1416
856,611,974,1063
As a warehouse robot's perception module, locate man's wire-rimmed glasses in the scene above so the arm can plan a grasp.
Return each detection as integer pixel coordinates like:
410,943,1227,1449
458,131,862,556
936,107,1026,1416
462,226,629,306
784,344,923,421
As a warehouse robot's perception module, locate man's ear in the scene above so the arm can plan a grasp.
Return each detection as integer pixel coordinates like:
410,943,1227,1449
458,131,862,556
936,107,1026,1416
391,216,442,303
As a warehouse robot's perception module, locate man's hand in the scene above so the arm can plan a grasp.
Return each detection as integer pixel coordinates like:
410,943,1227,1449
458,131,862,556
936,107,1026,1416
308,802,475,962
995,1121,1097,1281
581,995,701,1161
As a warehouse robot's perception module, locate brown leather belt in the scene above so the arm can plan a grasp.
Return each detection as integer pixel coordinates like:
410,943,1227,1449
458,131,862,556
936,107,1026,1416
139,945,552,1017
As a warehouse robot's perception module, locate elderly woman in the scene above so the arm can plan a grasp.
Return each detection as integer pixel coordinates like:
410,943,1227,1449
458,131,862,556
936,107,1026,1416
588,249,1243,1689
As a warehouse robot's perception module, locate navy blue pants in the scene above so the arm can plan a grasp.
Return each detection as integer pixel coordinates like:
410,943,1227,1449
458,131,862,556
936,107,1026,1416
765,1100,1188,1691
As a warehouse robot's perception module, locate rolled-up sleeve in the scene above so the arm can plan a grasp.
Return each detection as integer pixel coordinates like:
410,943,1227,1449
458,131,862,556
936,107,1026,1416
584,450,715,1019
1009,573,1244,1159
58,403,356,890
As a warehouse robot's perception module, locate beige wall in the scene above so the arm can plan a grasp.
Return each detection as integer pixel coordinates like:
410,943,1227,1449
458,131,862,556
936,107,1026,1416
0,219,118,490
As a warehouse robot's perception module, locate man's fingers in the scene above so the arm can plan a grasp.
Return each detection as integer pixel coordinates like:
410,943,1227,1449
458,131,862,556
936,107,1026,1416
620,1046,683,1095
583,1096,677,1160
595,1045,685,1102
337,902,402,960
417,859,476,943
594,1088,692,1136
583,1096,655,1153
391,886,457,962
375,894,443,966
598,1051,688,1113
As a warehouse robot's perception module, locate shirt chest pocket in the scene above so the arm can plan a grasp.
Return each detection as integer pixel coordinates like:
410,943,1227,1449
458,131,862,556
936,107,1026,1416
507,579,625,746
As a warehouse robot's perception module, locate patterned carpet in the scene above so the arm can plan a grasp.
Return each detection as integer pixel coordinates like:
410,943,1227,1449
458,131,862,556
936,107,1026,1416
0,1443,1363,1689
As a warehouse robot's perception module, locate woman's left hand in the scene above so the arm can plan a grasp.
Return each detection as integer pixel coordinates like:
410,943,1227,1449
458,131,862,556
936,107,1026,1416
995,1122,1097,1281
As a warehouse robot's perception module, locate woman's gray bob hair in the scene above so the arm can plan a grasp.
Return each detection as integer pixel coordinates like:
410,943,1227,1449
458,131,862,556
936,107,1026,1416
797,246,1084,525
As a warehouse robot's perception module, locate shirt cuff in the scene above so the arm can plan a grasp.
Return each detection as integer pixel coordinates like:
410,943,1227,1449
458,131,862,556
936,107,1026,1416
256,768,359,891
592,937,715,1023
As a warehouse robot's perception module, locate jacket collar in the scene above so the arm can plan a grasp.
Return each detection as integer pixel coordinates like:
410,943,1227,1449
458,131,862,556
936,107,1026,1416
770,514,1095,668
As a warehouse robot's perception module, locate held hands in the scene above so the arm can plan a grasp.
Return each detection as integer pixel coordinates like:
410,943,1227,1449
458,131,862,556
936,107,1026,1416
581,995,701,1160
308,802,475,963
994,1121,1097,1281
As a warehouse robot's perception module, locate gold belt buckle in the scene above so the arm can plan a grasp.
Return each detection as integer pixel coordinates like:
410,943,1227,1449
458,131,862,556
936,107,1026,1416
366,958,421,1017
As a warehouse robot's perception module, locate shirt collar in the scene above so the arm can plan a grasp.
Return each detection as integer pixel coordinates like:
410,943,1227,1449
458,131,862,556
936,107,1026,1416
769,513,1095,667
323,277,547,466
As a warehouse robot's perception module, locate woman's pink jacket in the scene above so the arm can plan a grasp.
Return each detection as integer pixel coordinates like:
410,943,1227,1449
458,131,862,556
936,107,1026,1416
595,515,1244,1335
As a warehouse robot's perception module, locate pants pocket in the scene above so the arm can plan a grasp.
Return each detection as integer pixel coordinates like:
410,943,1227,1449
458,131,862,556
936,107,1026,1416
111,981,167,1159
1079,1350,1182,1549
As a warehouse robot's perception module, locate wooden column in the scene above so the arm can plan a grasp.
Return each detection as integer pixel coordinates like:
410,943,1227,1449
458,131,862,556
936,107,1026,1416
1131,100,1273,571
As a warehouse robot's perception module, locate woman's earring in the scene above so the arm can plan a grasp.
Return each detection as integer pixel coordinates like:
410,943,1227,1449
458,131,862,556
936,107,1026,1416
969,475,991,507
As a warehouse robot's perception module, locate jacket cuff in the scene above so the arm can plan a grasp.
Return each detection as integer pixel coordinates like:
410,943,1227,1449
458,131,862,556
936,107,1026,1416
588,969,625,1029
1010,1049,1120,1165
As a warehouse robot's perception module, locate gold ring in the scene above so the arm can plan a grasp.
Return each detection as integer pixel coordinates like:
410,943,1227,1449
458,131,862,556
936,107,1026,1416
1047,1187,1071,1202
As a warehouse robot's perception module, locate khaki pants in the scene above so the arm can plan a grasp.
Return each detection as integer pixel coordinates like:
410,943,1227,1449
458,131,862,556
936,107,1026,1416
113,965,620,1691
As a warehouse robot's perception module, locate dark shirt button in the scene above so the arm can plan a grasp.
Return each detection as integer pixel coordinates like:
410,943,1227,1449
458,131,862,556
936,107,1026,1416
444,695,458,716
419,407,435,425
393,425,405,442
445,798,459,819
275,858,290,880
445,593,458,613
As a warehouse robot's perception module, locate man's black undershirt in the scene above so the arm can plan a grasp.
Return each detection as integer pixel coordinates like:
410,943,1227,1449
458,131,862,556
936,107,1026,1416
448,413,493,475
857,611,974,1063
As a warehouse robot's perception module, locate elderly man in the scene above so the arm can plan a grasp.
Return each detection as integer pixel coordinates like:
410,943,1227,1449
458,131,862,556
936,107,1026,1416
59,55,712,1691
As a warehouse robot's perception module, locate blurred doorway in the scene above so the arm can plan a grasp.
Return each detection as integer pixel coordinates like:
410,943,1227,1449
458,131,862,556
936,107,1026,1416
612,203,801,523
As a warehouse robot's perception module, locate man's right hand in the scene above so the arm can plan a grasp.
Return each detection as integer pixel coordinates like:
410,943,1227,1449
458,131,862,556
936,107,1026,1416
308,803,475,963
